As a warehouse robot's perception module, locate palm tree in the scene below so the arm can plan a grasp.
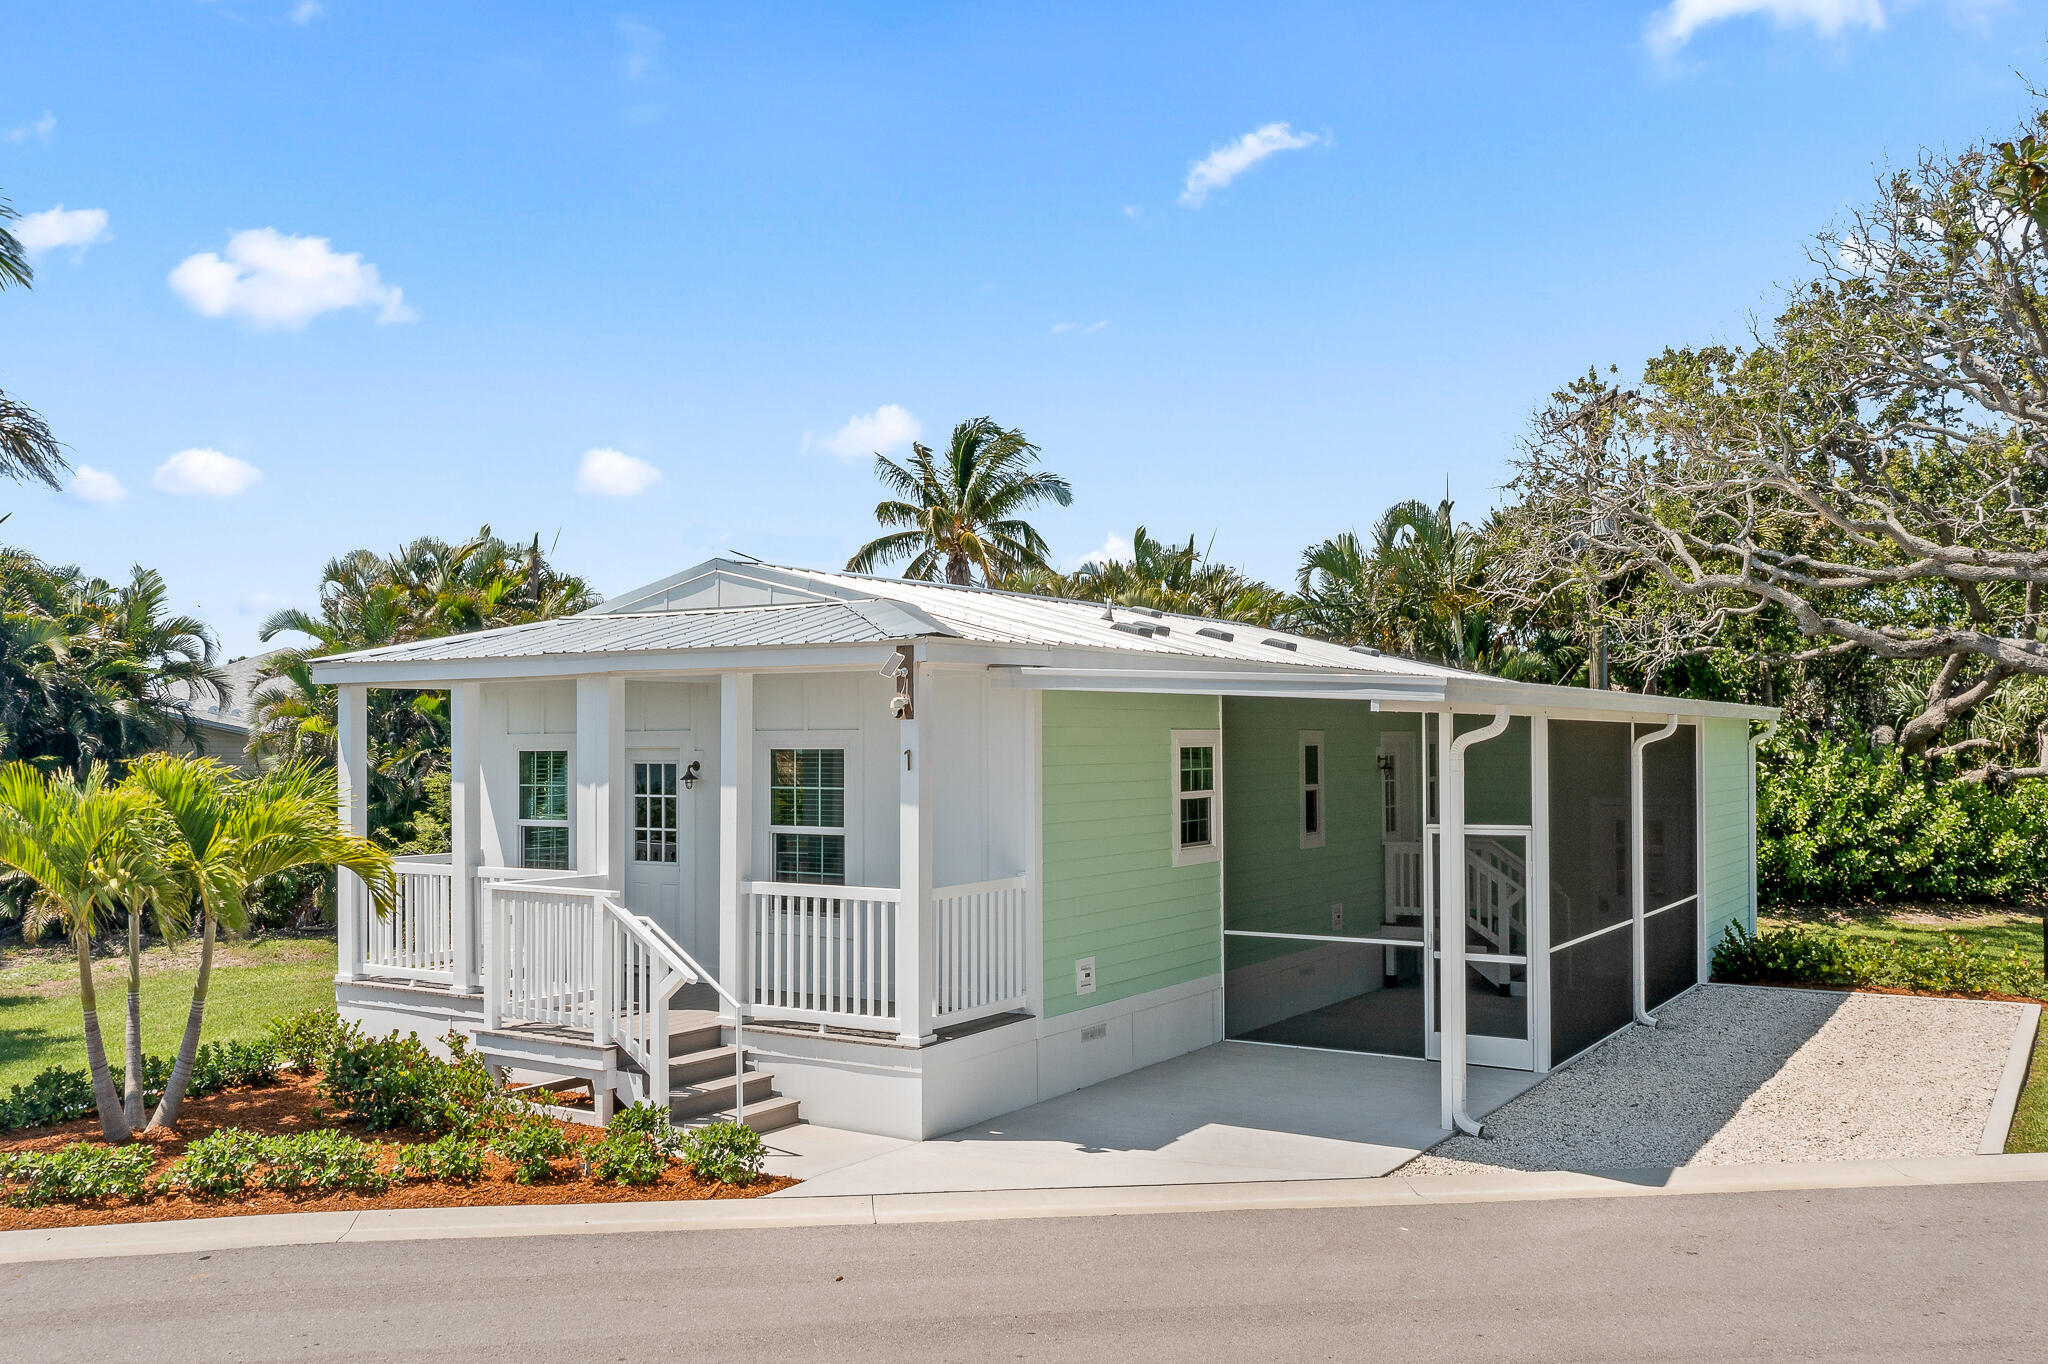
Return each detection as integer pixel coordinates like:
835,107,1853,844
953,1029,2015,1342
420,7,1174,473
127,754,394,1129
1,193,70,491
1293,499,1497,665
846,418,1073,585
0,763,163,1142
1066,527,1290,625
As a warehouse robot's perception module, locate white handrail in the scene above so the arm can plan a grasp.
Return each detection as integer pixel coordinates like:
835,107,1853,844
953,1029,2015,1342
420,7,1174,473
603,903,747,1125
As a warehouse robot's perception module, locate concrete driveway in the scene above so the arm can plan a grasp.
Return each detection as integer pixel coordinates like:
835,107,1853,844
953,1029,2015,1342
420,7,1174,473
768,1040,1541,1196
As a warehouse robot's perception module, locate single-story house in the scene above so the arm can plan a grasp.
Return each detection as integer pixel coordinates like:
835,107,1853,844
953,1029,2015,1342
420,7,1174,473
159,650,286,775
313,558,1777,1141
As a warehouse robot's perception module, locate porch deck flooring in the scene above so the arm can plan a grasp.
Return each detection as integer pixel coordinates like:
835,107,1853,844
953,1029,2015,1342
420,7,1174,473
769,1041,1543,1196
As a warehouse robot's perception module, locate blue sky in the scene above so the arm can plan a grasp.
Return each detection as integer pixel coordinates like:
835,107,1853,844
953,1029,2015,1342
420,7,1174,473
3,0,2045,657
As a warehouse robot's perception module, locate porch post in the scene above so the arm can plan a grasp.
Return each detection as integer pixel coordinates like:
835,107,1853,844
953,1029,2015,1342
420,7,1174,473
449,681,482,995
334,684,368,984
1529,713,1552,1071
1436,708,1462,1129
896,650,936,1045
716,671,753,1025
575,676,626,892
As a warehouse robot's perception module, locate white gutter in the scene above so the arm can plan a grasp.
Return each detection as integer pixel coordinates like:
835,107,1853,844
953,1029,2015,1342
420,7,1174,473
989,666,1446,704
1746,718,1779,932
1441,704,1511,1137
1630,716,1681,1027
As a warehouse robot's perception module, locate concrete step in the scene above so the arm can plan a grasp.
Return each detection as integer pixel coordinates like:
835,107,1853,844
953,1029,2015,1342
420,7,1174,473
680,1094,801,1135
668,1045,741,1087
669,1070,777,1121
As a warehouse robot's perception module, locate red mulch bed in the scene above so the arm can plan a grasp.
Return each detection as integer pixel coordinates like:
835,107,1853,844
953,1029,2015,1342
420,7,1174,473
0,1073,792,1231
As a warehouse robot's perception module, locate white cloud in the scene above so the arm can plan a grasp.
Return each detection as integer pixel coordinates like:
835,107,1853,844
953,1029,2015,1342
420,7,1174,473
1179,122,1321,208
820,404,922,459
168,228,415,329
154,448,263,497
69,465,126,504
575,447,663,496
1050,319,1111,335
3,111,55,146
617,16,663,82
290,0,324,23
13,206,110,259
1645,0,1886,56
1068,532,1134,573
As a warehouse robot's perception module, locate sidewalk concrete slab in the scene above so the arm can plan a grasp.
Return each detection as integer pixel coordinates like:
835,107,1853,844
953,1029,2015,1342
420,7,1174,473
779,1040,1541,1197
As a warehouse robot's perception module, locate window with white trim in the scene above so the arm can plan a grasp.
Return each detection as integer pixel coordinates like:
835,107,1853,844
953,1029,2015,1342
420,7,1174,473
632,761,678,864
769,748,846,884
518,750,570,870
1300,730,1325,849
1170,729,1222,866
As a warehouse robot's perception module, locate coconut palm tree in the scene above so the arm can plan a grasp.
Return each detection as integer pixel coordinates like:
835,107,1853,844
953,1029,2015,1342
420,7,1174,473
846,418,1073,586
0,763,164,1142
1067,527,1290,625
1,193,70,491
126,754,394,1129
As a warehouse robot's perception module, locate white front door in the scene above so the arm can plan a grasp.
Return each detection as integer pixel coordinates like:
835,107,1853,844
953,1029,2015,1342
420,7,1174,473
624,749,713,969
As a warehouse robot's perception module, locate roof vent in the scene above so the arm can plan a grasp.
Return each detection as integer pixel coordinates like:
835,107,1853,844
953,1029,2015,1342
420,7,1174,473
1110,620,1159,638
1262,638,1298,652
1136,608,1164,619
1152,624,1171,636
1350,645,1383,657
1196,626,1235,642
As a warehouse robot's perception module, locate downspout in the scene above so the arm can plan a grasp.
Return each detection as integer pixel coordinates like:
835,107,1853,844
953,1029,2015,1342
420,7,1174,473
1746,719,1778,934
1631,716,1681,1027
1441,704,1510,1138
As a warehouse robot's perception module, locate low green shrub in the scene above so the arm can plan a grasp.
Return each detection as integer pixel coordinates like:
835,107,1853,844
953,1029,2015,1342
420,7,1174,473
679,1120,764,1186
266,1007,343,1074
489,1115,570,1184
158,1128,270,1198
256,1130,388,1195
320,1025,506,1136
1759,736,2048,905
1712,922,2047,998
390,1133,486,1184
587,1105,679,1186
190,1038,282,1092
0,1142,156,1207
0,1067,97,1133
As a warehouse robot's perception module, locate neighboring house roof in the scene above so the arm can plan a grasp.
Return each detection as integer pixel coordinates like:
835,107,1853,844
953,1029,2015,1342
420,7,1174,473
308,559,1777,721
159,649,288,735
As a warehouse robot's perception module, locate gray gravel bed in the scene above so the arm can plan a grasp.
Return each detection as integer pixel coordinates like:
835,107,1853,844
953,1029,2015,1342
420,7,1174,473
1402,984,2031,1176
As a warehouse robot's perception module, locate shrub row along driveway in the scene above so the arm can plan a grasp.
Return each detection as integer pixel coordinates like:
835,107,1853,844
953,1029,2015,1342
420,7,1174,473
1406,985,2031,1175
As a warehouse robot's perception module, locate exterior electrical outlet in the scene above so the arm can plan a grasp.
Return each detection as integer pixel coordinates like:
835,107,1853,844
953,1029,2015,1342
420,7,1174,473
1075,956,1097,995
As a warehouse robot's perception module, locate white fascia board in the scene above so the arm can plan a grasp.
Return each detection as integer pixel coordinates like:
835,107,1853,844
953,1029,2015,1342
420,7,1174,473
1436,676,1779,723
988,665,1445,703
308,642,906,688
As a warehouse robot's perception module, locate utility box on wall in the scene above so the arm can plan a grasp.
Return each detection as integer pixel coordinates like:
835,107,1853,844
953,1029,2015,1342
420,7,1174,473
1075,956,1097,996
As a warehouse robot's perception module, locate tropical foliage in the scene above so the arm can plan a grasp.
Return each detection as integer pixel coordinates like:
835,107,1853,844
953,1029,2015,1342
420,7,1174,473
0,550,226,775
252,529,597,846
847,417,1073,585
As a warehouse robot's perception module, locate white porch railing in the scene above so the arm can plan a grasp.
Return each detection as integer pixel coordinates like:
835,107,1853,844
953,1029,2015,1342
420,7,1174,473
481,876,743,1116
1385,841,1424,918
363,856,457,985
932,876,1029,1027
742,882,901,1031
1465,840,1526,956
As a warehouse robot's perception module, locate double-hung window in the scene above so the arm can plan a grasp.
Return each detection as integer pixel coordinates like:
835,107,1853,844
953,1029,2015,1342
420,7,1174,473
1300,731,1325,849
1170,729,1222,866
770,748,847,884
518,750,570,870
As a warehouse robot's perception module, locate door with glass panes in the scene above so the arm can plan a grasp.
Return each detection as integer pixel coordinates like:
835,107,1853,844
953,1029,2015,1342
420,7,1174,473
624,748,710,968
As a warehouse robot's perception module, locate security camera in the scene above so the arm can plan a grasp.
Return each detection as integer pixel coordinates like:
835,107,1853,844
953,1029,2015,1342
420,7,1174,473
889,695,911,716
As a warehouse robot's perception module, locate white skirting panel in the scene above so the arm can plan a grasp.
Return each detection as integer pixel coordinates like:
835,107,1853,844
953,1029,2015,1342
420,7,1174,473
336,979,484,1060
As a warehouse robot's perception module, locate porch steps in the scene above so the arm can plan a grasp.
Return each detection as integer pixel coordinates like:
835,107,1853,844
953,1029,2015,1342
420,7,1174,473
666,1043,800,1132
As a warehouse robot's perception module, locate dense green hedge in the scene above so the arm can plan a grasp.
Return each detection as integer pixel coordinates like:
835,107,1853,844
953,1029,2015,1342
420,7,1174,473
1712,923,2046,998
1758,736,2048,905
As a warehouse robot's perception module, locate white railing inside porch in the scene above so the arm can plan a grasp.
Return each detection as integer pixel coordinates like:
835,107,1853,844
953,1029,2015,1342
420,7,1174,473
1385,841,1424,918
931,876,1029,1027
363,856,457,985
481,876,742,1116
741,874,1031,1034
743,882,901,1031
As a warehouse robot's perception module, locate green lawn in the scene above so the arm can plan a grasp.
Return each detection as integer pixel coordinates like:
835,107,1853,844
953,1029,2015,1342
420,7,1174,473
1760,907,2047,977
2006,1013,2048,1154
0,935,337,1092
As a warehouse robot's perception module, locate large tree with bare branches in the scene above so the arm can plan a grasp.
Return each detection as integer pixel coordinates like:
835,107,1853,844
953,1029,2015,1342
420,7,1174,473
1495,100,2048,786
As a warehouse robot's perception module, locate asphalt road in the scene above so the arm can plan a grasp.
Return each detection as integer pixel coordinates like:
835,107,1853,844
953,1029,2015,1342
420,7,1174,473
4,1182,2041,1362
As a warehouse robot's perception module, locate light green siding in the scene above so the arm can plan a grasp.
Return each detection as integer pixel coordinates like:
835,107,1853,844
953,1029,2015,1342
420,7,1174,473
1701,717,1754,947
1041,691,1223,1018
1222,697,1386,937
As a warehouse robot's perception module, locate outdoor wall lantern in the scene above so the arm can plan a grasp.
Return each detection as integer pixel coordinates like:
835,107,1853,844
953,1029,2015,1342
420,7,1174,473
680,759,702,791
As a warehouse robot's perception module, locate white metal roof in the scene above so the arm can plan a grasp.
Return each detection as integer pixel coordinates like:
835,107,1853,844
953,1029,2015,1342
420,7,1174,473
307,558,1778,721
